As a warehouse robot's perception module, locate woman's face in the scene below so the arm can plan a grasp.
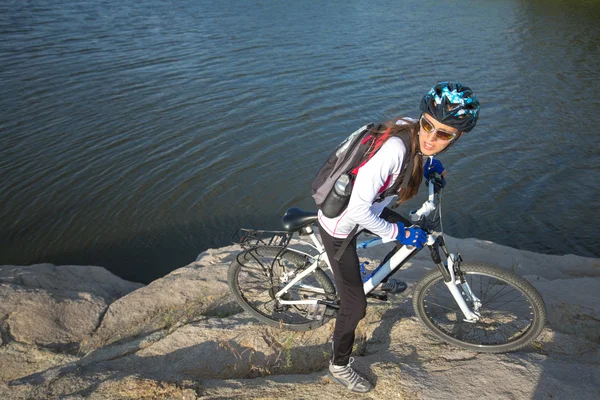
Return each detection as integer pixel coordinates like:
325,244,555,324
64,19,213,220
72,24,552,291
419,113,461,156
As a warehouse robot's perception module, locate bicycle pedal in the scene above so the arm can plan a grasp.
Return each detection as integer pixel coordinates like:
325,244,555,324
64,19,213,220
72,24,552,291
307,305,326,321
367,291,388,302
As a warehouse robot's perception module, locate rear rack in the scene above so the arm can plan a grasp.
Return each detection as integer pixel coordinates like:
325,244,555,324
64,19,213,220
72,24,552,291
232,228,292,249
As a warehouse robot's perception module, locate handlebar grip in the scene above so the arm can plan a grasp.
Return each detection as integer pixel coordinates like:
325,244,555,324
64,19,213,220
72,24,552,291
426,174,446,193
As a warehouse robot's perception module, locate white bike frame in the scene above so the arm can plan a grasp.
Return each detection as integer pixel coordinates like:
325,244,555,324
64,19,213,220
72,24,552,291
274,175,481,323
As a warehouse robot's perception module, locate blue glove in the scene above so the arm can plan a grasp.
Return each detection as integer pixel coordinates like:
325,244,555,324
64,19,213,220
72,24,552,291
396,223,428,249
424,158,444,181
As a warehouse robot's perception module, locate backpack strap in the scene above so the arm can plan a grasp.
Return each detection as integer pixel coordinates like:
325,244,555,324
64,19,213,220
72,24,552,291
378,130,414,201
350,125,389,176
333,224,359,262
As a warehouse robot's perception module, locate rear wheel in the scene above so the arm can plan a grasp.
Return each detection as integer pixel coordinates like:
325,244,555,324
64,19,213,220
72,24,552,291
413,262,546,353
228,246,337,331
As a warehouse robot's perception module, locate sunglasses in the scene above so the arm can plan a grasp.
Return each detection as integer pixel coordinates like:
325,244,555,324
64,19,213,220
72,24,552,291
419,114,459,142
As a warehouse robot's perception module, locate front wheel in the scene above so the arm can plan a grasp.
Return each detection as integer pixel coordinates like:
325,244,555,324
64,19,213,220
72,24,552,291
413,262,546,353
228,246,337,331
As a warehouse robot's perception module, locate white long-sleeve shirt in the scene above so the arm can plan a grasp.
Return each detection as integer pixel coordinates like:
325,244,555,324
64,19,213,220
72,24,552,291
318,135,407,242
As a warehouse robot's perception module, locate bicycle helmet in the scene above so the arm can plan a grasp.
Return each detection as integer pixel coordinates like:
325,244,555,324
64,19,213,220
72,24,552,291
420,82,480,133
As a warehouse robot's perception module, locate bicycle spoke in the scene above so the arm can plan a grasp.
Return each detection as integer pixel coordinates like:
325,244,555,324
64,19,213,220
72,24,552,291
484,295,530,311
480,284,513,304
424,299,459,313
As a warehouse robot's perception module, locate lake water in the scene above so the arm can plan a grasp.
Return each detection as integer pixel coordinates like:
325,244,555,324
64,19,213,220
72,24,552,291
1,0,599,283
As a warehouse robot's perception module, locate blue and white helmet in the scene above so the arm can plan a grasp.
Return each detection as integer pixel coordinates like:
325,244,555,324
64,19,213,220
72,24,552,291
420,82,480,133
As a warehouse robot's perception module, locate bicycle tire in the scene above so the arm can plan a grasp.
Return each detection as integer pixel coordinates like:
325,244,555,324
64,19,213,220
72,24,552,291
413,262,546,353
228,246,337,331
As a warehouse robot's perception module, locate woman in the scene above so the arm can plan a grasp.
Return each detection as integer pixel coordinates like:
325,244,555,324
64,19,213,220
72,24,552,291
318,82,480,393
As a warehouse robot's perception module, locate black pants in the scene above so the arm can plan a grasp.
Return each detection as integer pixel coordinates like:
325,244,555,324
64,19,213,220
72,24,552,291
320,227,365,366
320,208,410,366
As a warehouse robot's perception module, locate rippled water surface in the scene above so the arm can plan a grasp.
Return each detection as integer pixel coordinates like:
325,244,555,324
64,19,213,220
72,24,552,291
1,0,599,283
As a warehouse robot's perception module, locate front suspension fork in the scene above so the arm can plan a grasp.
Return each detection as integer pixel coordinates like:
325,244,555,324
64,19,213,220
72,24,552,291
429,236,480,322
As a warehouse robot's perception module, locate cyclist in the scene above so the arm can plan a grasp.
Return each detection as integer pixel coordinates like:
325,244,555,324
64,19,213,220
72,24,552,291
319,82,480,393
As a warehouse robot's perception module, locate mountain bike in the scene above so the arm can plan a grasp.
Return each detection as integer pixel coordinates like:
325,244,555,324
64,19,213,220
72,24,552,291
228,173,547,353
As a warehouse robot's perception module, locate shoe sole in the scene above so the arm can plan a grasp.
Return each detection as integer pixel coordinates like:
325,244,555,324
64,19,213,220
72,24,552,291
381,284,407,294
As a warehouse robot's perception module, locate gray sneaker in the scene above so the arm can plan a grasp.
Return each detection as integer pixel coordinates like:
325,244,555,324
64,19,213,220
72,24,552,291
328,357,373,393
380,278,407,294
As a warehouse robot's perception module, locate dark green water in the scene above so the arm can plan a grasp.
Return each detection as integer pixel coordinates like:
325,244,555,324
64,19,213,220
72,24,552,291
1,0,599,283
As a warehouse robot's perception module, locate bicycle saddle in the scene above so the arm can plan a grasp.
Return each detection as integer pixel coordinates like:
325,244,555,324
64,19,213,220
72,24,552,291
281,207,318,232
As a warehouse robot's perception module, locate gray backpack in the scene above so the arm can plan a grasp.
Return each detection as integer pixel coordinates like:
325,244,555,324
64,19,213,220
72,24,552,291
311,123,413,218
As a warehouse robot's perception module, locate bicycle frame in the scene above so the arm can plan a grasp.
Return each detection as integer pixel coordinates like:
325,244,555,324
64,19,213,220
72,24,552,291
273,172,482,323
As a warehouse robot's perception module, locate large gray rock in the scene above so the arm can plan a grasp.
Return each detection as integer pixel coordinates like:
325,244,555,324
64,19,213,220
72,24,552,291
0,283,106,348
0,264,141,349
0,263,143,300
84,314,335,381
5,304,600,400
1,238,600,400
0,264,142,382
86,245,241,351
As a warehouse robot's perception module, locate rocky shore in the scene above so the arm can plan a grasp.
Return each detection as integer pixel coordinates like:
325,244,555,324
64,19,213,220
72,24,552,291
1,235,599,400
